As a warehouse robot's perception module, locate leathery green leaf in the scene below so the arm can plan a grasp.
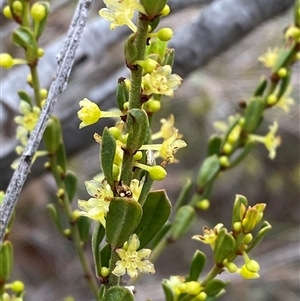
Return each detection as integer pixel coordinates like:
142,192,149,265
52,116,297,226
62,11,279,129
213,229,236,265
204,279,229,297
126,109,149,154
101,286,134,301
135,190,171,248
106,197,142,248
169,206,195,241
188,250,206,281
101,127,116,187
197,155,220,189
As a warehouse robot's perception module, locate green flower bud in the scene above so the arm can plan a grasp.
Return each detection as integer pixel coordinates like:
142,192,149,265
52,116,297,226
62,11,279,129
149,165,167,180
196,292,207,301
233,221,242,232
186,281,201,295
267,94,277,105
101,267,109,277
13,1,23,15
226,262,238,273
0,53,14,68
245,259,260,273
219,156,230,167
37,47,45,57
243,233,253,244
278,67,287,78
222,142,232,154
161,4,170,17
3,5,12,18
143,99,161,113
10,280,25,293
157,28,173,41
196,199,210,210
133,151,143,161
31,2,47,22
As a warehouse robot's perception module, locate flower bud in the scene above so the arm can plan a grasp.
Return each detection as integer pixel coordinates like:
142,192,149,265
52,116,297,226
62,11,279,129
101,267,109,277
267,94,277,105
222,142,232,154
243,233,253,244
186,281,201,295
37,47,45,57
161,4,170,17
31,2,47,22
149,165,167,180
10,280,25,293
157,28,173,41
3,5,12,18
0,53,14,69
219,156,230,167
196,199,210,210
226,262,238,273
143,99,161,113
13,1,23,15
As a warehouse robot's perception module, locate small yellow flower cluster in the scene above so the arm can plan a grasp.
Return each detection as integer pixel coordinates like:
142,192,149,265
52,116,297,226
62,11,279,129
249,121,281,159
99,0,146,32
112,233,155,278
192,223,224,249
77,179,113,227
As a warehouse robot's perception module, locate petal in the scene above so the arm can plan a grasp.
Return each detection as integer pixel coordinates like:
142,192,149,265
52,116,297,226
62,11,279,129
112,261,126,277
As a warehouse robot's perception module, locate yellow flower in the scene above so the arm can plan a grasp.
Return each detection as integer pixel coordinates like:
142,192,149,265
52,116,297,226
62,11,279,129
192,223,224,249
112,233,155,278
142,65,182,97
276,86,295,113
77,98,121,129
140,129,187,165
77,179,113,227
238,252,260,279
151,114,182,141
249,121,281,159
99,0,146,32
258,48,279,68
242,203,266,233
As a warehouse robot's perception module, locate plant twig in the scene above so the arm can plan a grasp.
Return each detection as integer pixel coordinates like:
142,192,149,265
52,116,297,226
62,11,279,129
0,0,94,247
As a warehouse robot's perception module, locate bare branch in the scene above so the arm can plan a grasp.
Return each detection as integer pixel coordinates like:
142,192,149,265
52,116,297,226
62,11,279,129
0,0,94,246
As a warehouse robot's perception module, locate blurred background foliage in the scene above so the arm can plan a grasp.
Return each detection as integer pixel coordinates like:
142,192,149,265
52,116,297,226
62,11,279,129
0,1,299,300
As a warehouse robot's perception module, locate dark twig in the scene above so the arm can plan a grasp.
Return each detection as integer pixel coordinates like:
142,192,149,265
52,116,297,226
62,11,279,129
0,0,94,246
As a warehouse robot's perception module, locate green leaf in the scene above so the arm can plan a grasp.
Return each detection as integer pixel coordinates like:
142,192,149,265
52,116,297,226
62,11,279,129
253,78,267,97
17,90,32,105
101,127,116,187
92,223,105,277
100,244,111,269
12,27,38,63
46,204,64,235
207,135,222,156
0,241,13,282
243,97,265,134
213,229,236,265
135,190,171,248
174,177,192,212
151,221,172,249
126,109,149,154
162,280,175,301
116,77,129,111
232,194,248,225
106,197,142,248
187,250,206,281
43,116,62,154
101,287,134,301
197,155,220,189
247,220,272,252
204,279,229,297
56,142,67,173
77,216,91,244
64,170,78,202
169,206,195,241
